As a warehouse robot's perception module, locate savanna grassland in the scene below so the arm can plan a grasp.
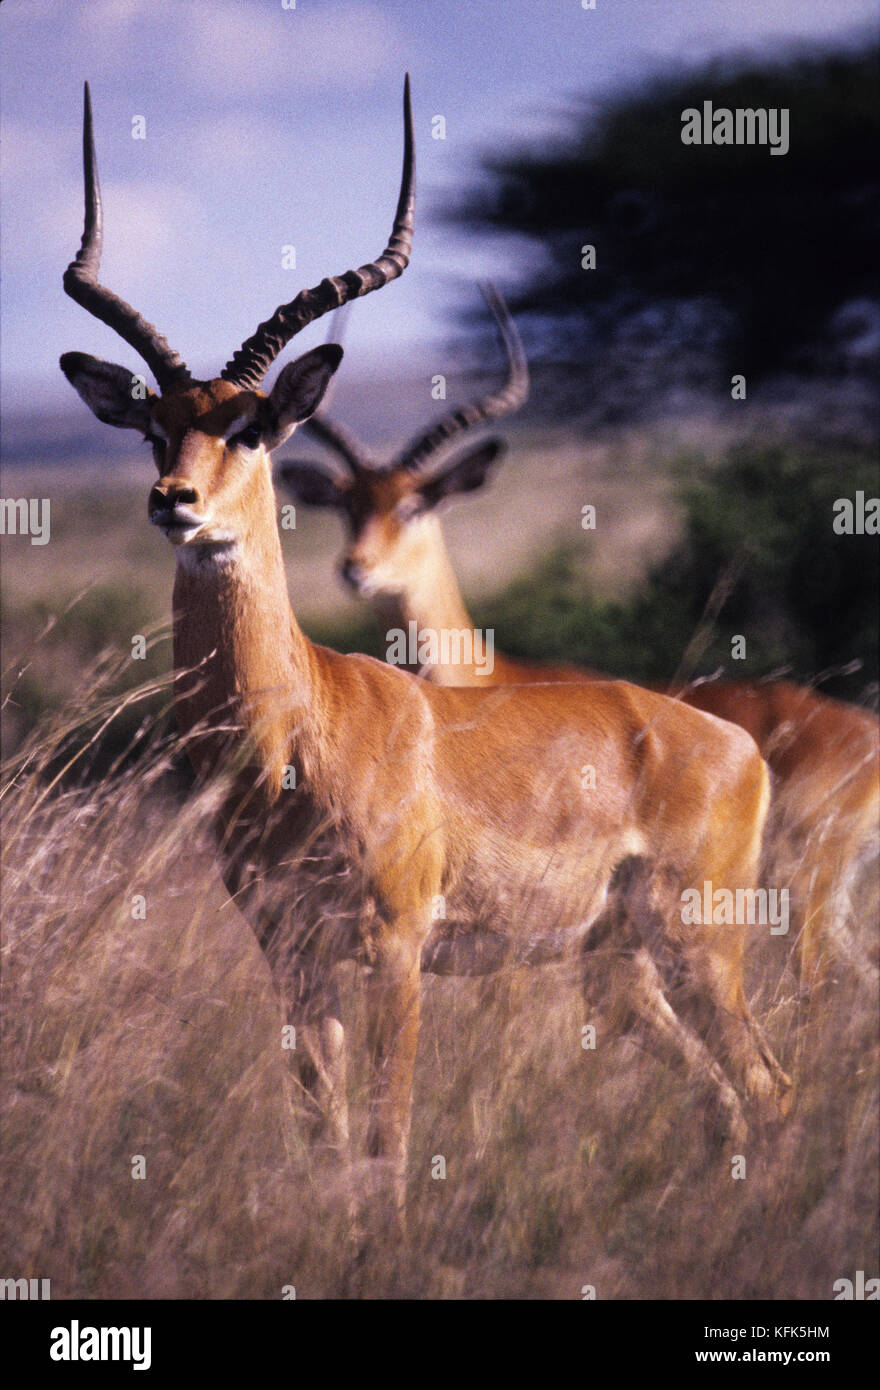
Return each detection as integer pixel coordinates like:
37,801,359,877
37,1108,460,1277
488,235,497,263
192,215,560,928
1,417,877,1299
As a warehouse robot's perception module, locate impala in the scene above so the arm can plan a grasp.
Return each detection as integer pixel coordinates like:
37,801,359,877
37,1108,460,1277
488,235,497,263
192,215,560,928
280,287,880,991
61,85,789,1224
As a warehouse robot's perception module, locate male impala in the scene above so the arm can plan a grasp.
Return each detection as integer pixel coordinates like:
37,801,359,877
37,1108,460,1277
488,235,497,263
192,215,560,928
61,85,789,1223
280,287,879,991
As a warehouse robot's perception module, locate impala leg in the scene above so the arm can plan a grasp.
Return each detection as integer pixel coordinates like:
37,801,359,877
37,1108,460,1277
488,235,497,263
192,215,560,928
364,929,423,1230
617,844,791,1130
676,928,792,1128
292,979,351,1154
710,982,791,1126
255,909,354,1165
779,767,879,995
795,857,837,993
776,796,839,994
290,979,360,1238
797,851,879,998
590,946,749,1144
225,863,347,1147
678,785,793,1128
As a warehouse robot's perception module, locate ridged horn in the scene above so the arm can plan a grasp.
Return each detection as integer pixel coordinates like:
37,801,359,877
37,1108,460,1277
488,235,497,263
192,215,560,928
396,281,528,472
63,82,191,392
221,74,415,390
303,414,373,475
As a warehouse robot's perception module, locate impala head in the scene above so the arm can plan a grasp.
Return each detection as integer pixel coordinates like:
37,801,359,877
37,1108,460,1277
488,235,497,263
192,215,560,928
60,80,414,559
278,283,526,596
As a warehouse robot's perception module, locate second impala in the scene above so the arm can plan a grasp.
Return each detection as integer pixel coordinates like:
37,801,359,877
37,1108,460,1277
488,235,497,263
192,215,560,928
281,287,879,994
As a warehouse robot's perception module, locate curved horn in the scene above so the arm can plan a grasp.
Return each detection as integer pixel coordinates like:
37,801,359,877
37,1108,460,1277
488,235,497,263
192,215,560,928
63,83,191,393
222,74,416,391
304,413,373,475
396,281,528,472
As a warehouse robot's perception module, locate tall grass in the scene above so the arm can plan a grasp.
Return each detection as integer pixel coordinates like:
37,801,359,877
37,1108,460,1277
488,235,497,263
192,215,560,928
1,637,877,1299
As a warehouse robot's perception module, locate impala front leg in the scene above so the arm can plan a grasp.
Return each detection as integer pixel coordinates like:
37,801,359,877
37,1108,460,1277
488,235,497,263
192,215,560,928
255,910,352,1155
291,978,351,1155
364,925,424,1227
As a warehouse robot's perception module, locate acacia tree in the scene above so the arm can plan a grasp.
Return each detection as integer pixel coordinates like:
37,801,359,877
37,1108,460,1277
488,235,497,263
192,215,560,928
453,44,879,411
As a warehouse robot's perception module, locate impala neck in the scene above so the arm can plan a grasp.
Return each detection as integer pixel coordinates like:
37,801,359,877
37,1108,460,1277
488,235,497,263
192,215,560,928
382,516,486,684
171,467,315,795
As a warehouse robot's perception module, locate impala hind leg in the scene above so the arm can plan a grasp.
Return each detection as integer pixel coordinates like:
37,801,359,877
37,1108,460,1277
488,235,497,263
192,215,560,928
601,852,791,1132
798,857,842,992
363,926,424,1231
677,775,792,1127
775,761,879,994
585,946,749,1144
794,847,879,995
782,813,842,993
692,974,791,1128
670,925,792,1128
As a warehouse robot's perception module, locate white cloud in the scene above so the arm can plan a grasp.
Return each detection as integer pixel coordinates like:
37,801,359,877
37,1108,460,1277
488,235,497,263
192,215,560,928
72,0,404,96
0,119,69,183
88,180,204,267
187,1,402,94
77,0,149,34
187,112,300,176
4,170,201,276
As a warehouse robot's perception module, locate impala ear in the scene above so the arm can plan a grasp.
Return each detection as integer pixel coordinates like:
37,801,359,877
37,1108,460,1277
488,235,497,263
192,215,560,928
417,438,507,511
59,351,156,430
266,344,344,449
277,461,349,509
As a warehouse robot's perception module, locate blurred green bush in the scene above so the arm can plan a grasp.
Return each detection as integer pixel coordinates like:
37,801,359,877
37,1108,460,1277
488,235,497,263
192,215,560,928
478,443,879,698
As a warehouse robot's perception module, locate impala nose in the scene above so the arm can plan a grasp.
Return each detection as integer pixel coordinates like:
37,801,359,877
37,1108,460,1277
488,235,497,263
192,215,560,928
149,480,201,514
149,479,206,534
340,557,365,591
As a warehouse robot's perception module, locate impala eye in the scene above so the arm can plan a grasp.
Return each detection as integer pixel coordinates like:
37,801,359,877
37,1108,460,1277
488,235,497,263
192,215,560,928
230,422,262,450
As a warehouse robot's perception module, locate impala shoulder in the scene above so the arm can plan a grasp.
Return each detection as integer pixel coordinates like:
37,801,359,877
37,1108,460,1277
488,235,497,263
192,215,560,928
314,644,435,719
620,679,765,764
685,698,766,763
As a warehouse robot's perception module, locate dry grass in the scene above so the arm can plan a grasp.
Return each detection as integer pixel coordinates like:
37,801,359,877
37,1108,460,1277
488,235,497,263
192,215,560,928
1,645,877,1301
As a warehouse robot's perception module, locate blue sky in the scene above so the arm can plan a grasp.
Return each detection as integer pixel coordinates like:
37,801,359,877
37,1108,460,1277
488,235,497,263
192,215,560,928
1,0,875,414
